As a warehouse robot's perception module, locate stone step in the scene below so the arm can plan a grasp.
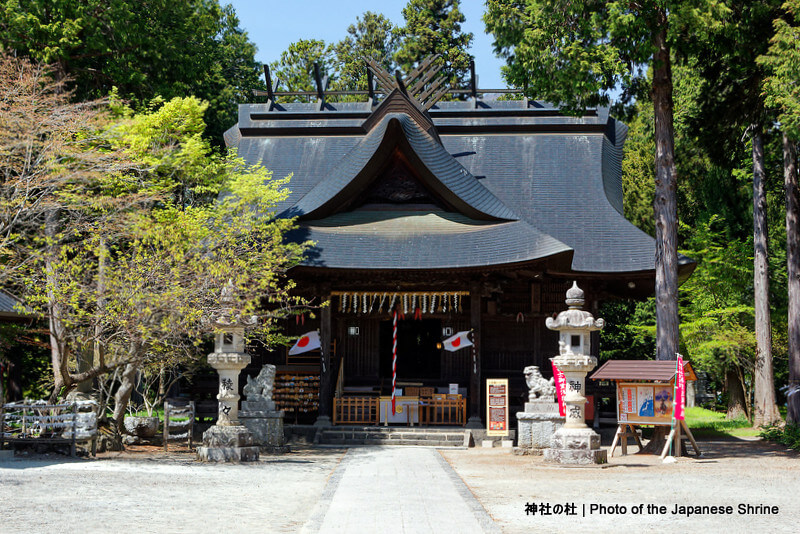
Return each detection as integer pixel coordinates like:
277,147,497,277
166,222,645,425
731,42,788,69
318,427,467,447
320,437,464,447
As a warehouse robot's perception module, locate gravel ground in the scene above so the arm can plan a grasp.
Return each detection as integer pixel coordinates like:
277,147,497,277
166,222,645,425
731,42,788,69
441,437,800,534
1,436,798,534
0,445,345,534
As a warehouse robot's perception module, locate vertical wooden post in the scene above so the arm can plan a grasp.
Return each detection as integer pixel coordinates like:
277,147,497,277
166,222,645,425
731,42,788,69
468,280,482,428
316,287,333,426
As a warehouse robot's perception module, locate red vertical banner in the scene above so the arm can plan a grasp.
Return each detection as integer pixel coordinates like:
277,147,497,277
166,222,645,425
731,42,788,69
552,361,566,417
392,310,398,415
674,354,686,421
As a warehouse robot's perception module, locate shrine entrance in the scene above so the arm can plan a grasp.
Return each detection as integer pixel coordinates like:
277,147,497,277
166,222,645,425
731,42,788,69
379,318,441,382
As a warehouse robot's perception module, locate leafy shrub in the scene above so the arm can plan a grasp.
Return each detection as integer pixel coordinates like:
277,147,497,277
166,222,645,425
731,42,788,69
760,423,800,451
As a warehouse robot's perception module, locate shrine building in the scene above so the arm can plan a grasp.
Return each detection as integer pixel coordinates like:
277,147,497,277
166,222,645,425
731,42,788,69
223,61,694,428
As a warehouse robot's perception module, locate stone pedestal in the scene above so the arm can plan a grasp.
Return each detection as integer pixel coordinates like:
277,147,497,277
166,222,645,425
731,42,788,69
196,283,260,462
239,401,288,453
197,425,260,462
515,401,564,455
544,427,607,464
542,282,607,465
543,354,607,465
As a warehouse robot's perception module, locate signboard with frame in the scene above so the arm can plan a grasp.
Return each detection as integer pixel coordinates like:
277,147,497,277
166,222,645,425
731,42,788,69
617,382,676,425
486,378,509,436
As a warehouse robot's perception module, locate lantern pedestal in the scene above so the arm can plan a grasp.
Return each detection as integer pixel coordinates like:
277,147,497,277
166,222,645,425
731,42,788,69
196,284,260,463
543,283,607,465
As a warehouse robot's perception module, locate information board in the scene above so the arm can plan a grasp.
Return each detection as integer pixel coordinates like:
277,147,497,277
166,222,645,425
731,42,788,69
486,378,509,436
617,382,676,425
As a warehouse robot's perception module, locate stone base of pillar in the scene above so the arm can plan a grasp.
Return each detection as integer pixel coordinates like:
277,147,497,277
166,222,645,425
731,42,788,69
239,410,289,454
465,416,483,429
313,415,332,428
197,425,259,462
516,402,564,453
544,427,607,465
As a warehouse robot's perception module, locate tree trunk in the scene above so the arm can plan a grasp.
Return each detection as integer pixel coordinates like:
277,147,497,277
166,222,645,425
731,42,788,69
725,367,748,420
45,209,72,402
652,19,679,362
785,133,800,424
113,362,139,433
752,129,781,427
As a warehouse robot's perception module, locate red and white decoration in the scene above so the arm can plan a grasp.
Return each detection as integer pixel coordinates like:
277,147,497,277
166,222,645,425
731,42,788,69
392,310,398,415
442,331,473,352
674,353,686,421
551,361,567,417
288,331,320,355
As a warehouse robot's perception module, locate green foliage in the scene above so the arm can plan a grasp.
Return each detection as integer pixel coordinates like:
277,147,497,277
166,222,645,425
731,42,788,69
0,324,51,400
11,93,307,400
679,216,756,380
332,12,399,99
269,39,336,103
599,299,656,362
395,0,474,92
760,422,800,449
484,0,728,111
0,0,263,142
759,0,800,140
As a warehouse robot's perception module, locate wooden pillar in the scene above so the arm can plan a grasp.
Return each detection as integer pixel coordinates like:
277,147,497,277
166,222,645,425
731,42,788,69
467,280,482,428
316,287,333,426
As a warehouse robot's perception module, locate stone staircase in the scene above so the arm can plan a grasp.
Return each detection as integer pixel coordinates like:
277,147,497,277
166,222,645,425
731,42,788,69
316,426,468,447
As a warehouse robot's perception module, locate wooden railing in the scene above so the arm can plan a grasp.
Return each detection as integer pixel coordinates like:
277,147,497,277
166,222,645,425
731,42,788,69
333,396,379,425
333,395,467,426
418,397,467,426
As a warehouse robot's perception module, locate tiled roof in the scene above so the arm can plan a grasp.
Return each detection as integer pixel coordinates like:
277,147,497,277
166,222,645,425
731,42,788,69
590,360,697,382
226,98,693,276
293,210,572,270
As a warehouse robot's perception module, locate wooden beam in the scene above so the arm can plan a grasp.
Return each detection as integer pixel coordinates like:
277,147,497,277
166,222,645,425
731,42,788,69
367,67,375,105
468,280,482,427
317,288,333,422
394,70,408,94
263,64,275,103
313,63,326,107
408,64,443,96
470,59,477,108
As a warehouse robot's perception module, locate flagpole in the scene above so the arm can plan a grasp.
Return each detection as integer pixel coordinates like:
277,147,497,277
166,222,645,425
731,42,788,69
670,355,679,458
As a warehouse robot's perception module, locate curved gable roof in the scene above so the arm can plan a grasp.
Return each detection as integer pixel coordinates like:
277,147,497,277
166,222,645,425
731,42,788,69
284,113,517,222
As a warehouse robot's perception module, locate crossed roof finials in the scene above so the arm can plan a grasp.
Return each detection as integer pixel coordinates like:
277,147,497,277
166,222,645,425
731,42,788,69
365,54,451,111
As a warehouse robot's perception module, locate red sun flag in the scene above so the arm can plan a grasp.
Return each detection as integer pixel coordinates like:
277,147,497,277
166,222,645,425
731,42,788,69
289,331,320,355
442,331,472,352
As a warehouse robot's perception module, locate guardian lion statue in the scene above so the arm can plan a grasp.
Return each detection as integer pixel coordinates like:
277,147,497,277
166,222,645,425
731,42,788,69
524,365,556,402
243,364,276,403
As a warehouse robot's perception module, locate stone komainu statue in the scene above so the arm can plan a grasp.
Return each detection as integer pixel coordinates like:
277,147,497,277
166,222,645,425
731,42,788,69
243,364,277,402
524,365,556,402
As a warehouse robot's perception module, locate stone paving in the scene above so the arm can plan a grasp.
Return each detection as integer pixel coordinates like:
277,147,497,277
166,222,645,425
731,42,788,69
302,447,500,534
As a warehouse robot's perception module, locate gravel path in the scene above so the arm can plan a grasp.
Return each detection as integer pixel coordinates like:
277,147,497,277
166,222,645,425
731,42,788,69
1,437,798,533
441,437,800,534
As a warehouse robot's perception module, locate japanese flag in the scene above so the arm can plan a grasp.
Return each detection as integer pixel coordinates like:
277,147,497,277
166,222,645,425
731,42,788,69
289,331,321,355
442,331,473,352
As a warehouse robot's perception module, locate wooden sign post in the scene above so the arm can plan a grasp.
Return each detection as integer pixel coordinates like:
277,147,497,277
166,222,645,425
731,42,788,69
486,378,509,437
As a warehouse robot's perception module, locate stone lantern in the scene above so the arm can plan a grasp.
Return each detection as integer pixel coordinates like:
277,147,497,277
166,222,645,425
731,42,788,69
543,282,607,464
196,283,260,462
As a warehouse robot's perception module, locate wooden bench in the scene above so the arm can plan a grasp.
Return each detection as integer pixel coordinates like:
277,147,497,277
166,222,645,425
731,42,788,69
1,401,98,457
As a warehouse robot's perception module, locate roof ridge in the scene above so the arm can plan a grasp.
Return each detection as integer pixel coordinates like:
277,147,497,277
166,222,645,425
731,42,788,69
284,113,518,222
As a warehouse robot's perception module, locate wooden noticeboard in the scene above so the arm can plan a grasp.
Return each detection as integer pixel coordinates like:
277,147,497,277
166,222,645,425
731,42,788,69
486,378,509,436
617,382,677,425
